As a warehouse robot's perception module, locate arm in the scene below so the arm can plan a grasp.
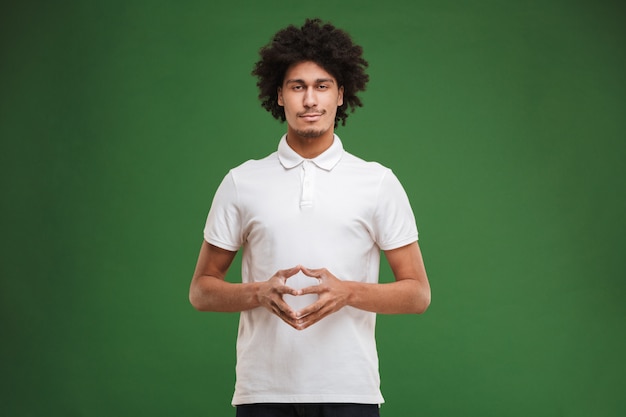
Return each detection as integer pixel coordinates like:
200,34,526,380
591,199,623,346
189,241,302,327
352,240,431,314
295,241,431,329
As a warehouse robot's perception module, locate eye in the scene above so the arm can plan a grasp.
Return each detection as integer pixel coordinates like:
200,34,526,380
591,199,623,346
318,84,329,90
292,85,303,91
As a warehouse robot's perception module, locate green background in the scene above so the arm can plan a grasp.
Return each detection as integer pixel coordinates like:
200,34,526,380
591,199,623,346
2,0,625,416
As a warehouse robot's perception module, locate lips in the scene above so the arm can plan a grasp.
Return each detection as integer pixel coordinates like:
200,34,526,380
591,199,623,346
299,111,324,122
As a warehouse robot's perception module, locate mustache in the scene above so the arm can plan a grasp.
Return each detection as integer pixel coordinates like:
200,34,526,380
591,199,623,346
297,109,326,116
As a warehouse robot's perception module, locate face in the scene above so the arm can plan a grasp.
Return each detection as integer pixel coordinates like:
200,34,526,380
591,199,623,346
278,61,344,140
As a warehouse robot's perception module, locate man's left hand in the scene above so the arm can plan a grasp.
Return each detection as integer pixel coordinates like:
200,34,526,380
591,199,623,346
294,266,350,330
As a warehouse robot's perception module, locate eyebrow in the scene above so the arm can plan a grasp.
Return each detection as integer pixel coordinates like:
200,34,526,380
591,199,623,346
285,78,336,85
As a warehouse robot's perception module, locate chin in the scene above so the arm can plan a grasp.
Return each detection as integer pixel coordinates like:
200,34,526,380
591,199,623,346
295,127,328,139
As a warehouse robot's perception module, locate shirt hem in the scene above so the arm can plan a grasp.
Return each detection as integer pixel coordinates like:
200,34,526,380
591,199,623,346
379,235,418,251
232,394,385,406
204,236,240,252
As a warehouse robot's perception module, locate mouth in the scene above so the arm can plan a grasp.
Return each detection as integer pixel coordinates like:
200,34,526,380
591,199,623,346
298,111,325,122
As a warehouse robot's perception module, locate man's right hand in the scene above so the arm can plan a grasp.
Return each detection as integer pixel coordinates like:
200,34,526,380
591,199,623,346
256,266,302,329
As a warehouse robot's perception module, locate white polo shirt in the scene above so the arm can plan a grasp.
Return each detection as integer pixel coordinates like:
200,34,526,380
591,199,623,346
204,134,418,405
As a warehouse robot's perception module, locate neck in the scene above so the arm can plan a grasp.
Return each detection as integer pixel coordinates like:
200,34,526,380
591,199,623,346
285,127,335,159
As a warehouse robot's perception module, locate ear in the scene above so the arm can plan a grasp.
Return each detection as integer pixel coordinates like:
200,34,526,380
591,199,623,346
337,86,344,106
277,87,284,106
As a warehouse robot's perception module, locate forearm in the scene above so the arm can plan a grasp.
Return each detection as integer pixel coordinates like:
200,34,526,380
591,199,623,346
189,275,262,312
345,279,430,314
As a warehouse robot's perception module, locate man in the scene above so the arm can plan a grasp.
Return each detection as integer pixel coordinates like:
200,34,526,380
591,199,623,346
190,18,431,417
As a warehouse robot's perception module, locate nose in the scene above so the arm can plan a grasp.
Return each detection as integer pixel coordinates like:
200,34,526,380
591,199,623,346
303,87,317,108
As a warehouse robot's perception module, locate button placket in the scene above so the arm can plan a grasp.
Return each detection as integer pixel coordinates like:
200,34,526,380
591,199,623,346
300,160,315,208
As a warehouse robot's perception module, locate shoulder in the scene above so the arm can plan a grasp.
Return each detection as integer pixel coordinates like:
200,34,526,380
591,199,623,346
337,151,410,202
229,152,280,179
338,150,392,179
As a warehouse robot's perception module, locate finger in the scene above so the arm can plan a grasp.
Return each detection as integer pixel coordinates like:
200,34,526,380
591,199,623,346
276,284,299,296
296,305,333,330
295,294,344,328
279,265,302,279
299,266,320,277
298,284,323,296
269,301,301,328
272,297,299,319
295,298,325,319
270,305,300,329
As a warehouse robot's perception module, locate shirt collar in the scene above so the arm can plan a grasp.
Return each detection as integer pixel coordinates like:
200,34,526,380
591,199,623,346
277,134,344,171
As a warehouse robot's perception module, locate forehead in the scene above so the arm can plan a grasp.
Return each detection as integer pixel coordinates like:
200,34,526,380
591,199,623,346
283,61,337,84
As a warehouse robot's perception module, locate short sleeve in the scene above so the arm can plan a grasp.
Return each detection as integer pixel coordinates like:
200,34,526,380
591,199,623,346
373,170,418,251
203,171,243,251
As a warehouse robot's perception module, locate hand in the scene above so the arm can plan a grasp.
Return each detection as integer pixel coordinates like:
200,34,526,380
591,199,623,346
256,266,302,329
294,267,350,330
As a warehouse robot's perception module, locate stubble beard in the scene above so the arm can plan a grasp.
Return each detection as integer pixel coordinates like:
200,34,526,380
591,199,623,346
294,113,335,139
294,127,328,139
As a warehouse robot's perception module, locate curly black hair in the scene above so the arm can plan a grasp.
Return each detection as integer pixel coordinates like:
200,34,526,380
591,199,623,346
252,18,369,127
